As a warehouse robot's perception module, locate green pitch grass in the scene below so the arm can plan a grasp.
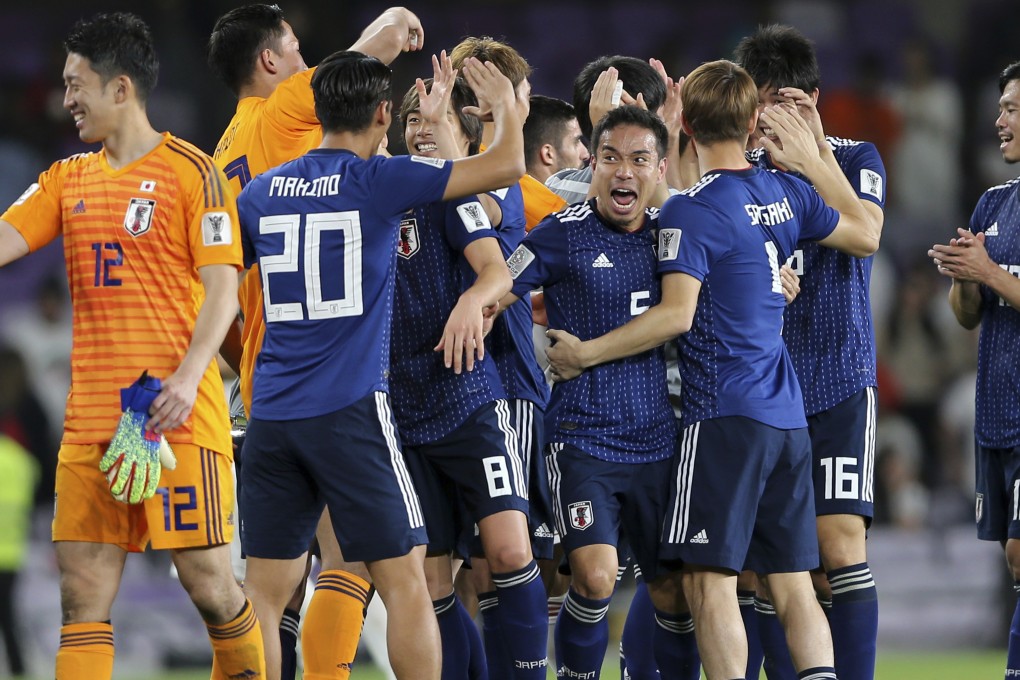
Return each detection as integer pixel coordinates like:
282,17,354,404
46,648,1002,679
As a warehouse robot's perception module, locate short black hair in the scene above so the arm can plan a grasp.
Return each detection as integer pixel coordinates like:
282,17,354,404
64,12,159,101
1001,61,1020,93
311,50,391,134
733,24,820,93
208,4,287,97
399,78,483,156
523,95,576,166
573,56,667,139
590,106,668,162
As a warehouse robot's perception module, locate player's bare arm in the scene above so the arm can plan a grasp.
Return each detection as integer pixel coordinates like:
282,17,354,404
436,235,512,374
0,220,29,268
759,105,878,257
780,86,886,238
545,271,699,381
443,58,526,201
149,263,238,432
348,6,424,65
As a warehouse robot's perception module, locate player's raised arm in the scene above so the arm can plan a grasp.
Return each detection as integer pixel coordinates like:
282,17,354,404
0,220,29,268
349,6,424,64
442,58,526,201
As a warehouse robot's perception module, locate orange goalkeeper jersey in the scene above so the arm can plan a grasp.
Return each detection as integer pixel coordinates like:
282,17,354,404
213,67,321,416
2,133,241,454
520,173,566,231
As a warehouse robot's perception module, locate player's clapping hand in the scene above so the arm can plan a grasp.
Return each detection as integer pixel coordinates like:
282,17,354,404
929,228,995,284
758,104,822,176
461,57,515,122
436,295,487,374
147,367,201,433
545,329,587,382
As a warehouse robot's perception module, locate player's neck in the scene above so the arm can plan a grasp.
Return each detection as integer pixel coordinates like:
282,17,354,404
320,131,378,160
102,112,164,169
694,139,750,176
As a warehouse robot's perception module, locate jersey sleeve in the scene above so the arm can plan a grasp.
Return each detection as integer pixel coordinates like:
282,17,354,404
371,155,455,216
237,182,259,269
508,217,567,297
656,195,727,281
182,156,243,270
837,140,887,208
261,68,319,134
1,157,71,251
443,195,501,253
783,175,840,243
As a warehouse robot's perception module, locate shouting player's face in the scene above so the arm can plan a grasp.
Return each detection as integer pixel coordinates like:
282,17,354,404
998,79,1020,164
590,123,665,232
63,53,118,144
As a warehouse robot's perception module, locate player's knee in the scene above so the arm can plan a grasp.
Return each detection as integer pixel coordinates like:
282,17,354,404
485,542,532,574
59,569,113,623
1006,540,1020,581
181,572,244,623
571,566,616,600
817,515,867,570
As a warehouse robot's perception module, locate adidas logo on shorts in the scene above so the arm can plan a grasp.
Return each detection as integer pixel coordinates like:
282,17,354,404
689,529,709,544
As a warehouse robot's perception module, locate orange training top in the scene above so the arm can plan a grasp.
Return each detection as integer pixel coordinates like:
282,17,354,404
3,133,241,454
212,68,321,416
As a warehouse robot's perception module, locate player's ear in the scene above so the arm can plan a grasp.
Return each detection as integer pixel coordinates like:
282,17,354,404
112,75,131,104
680,112,693,137
539,143,556,168
747,109,759,136
259,48,278,75
810,88,820,106
376,100,392,126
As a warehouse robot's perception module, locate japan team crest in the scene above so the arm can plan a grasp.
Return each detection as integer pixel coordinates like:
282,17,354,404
568,501,594,531
398,217,420,259
124,198,156,237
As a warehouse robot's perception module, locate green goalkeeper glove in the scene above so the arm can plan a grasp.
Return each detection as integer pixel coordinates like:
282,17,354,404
99,371,176,504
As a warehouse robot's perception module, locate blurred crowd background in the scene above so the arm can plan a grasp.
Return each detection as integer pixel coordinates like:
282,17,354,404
0,0,1017,675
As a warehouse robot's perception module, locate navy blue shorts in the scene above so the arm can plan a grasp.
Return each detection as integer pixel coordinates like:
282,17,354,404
808,387,876,522
547,443,671,581
404,399,530,555
662,417,819,575
975,442,1020,542
239,391,427,562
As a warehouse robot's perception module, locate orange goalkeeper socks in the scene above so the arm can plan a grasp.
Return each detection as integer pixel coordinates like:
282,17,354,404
56,621,114,680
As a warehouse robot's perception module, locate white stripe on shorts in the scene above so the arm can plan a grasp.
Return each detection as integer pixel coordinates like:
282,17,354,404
547,443,566,536
863,386,876,503
494,399,527,499
666,422,700,545
374,392,424,528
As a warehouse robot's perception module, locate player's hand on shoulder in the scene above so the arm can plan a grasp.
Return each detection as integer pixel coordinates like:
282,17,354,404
545,328,586,382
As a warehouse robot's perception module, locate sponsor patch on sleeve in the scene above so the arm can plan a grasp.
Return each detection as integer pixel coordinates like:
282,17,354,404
859,169,883,201
410,155,447,169
506,245,536,279
456,201,492,233
202,211,233,246
658,228,682,261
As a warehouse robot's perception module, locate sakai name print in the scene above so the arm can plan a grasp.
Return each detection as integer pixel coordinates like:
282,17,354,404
202,212,233,246
398,217,420,259
124,198,156,237
456,201,492,233
507,244,536,279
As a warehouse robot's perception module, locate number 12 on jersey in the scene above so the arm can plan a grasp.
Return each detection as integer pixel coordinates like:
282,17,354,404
258,210,364,322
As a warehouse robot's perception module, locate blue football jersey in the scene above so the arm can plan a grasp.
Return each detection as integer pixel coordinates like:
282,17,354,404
749,137,886,415
509,200,677,464
486,183,550,409
969,177,1020,449
389,195,507,445
238,149,452,420
659,167,839,430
